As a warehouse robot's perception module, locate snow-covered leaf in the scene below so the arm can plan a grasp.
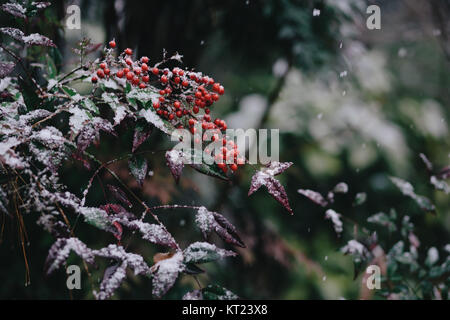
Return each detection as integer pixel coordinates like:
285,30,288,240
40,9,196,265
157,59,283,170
298,189,328,207
165,149,185,183
183,290,203,300
151,251,184,298
132,120,152,152
324,209,343,236
0,28,55,47
183,242,236,264
195,207,245,248
128,154,148,187
333,182,348,194
353,192,367,206
44,237,95,275
0,62,15,78
76,117,115,153
367,212,397,232
201,284,239,300
1,3,26,18
430,176,450,194
389,176,435,212
249,162,294,214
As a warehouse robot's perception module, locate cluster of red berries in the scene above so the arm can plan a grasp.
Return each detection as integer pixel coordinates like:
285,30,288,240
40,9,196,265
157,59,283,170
91,40,244,173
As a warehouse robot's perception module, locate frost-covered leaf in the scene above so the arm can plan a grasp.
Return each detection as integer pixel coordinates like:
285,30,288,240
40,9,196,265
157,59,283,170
341,239,369,279
389,176,435,212
201,284,239,300
249,161,293,215
76,117,115,153
0,186,10,216
419,153,433,172
115,217,178,249
298,189,328,207
183,242,236,264
107,185,132,208
195,207,245,248
128,154,148,187
0,62,15,78
132,120,152,152
0,27,55,47
1,2,26,18
44,238,95,275
0,137,27,169
165,149,185,183
94,263,126,300
102,92,128,126
367,212,397,232
425,247,439,267
151,251,184,298
78,207,114,233
430,176,450,194
324,209,343,236
353,192,367,206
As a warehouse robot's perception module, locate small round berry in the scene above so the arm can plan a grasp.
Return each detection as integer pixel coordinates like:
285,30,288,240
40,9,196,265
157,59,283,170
100,62,106,69
141,63,149,72
132,77,140,86
153,101,160,109
159,90,165,95
204,114,211,122
179,70,185,76
125,48,132,55
96,69,105,78
157,109,163,115
134,67,141,75
141,56,149,64
116,70,124,78
182,80,189,87
126,72,134,80
142,75,149,83
169,113,175,120
174,101,181,109
174,76,180,84
161,75,168,84
152,67,159,75
104,68,110,76
176,110,183,118
123,68,130,74
190,127,196,134
218,85,225,95
205,108,210,114
91,76,98,83
212,83,220,92
193,106,199,114
212,93,219,101
230,163,238,172
165,87,172,94
159,96,165,102
188,119,196,126
109,40,116,48
139,83,146,89
195,91,202,99
126,58,133,66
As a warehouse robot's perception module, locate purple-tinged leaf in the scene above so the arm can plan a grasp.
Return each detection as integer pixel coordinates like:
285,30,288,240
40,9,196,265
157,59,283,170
183,242,236,264
248,162,294,215
151,251,184,298
100,203,135,220
389,176,435,212
195,207,245,248
0,27,24,41
44,238,95,275
0,62,15,78
430,176,450,194
324,209,343,236
132,120,153,152
1,3,26,19
437,166,450,180
107,184,132,208
298,189,328,207
94,263,126,300
128,154,148,187
165,149,185,183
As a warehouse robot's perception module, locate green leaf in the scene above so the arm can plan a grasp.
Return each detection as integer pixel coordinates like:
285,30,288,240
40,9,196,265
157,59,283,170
353,192,367,206
183,242,236,264
190,163,228,181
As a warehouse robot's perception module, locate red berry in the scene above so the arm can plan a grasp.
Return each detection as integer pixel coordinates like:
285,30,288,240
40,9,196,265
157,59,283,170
109,40,116,48
205,108,210,114
139,83,146,89
132,77,140,86
100,62,106,69
212,83,220,92
161,75,168,84
188,119,195,126
195,91,202,99
190,127,196,134
174,101,181,109
182,80,189,87
218,86,225,95
212,93,219,101
179,70,185,76
153,101,160,109
125,48,132,55
91,76,98,83
174,76,180,84
168,113,175,120
142,75,149,82
116,70,124,78
230,163,238,171
134,67,141,75
157,109,163,115
104,68,110,76
141,56,149,64
123,68,130,74
159,96,165,102
204,114,211,122
193,106,199,114
126,58,133,65
141,63,149,72
96,69,105,78
152,67,159,75
165,87,172,94
159,90,165,95
126,72,134,80
176,110,183,118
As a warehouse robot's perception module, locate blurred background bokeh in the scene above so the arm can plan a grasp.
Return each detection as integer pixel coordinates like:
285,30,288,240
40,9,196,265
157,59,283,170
0,0,449,299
